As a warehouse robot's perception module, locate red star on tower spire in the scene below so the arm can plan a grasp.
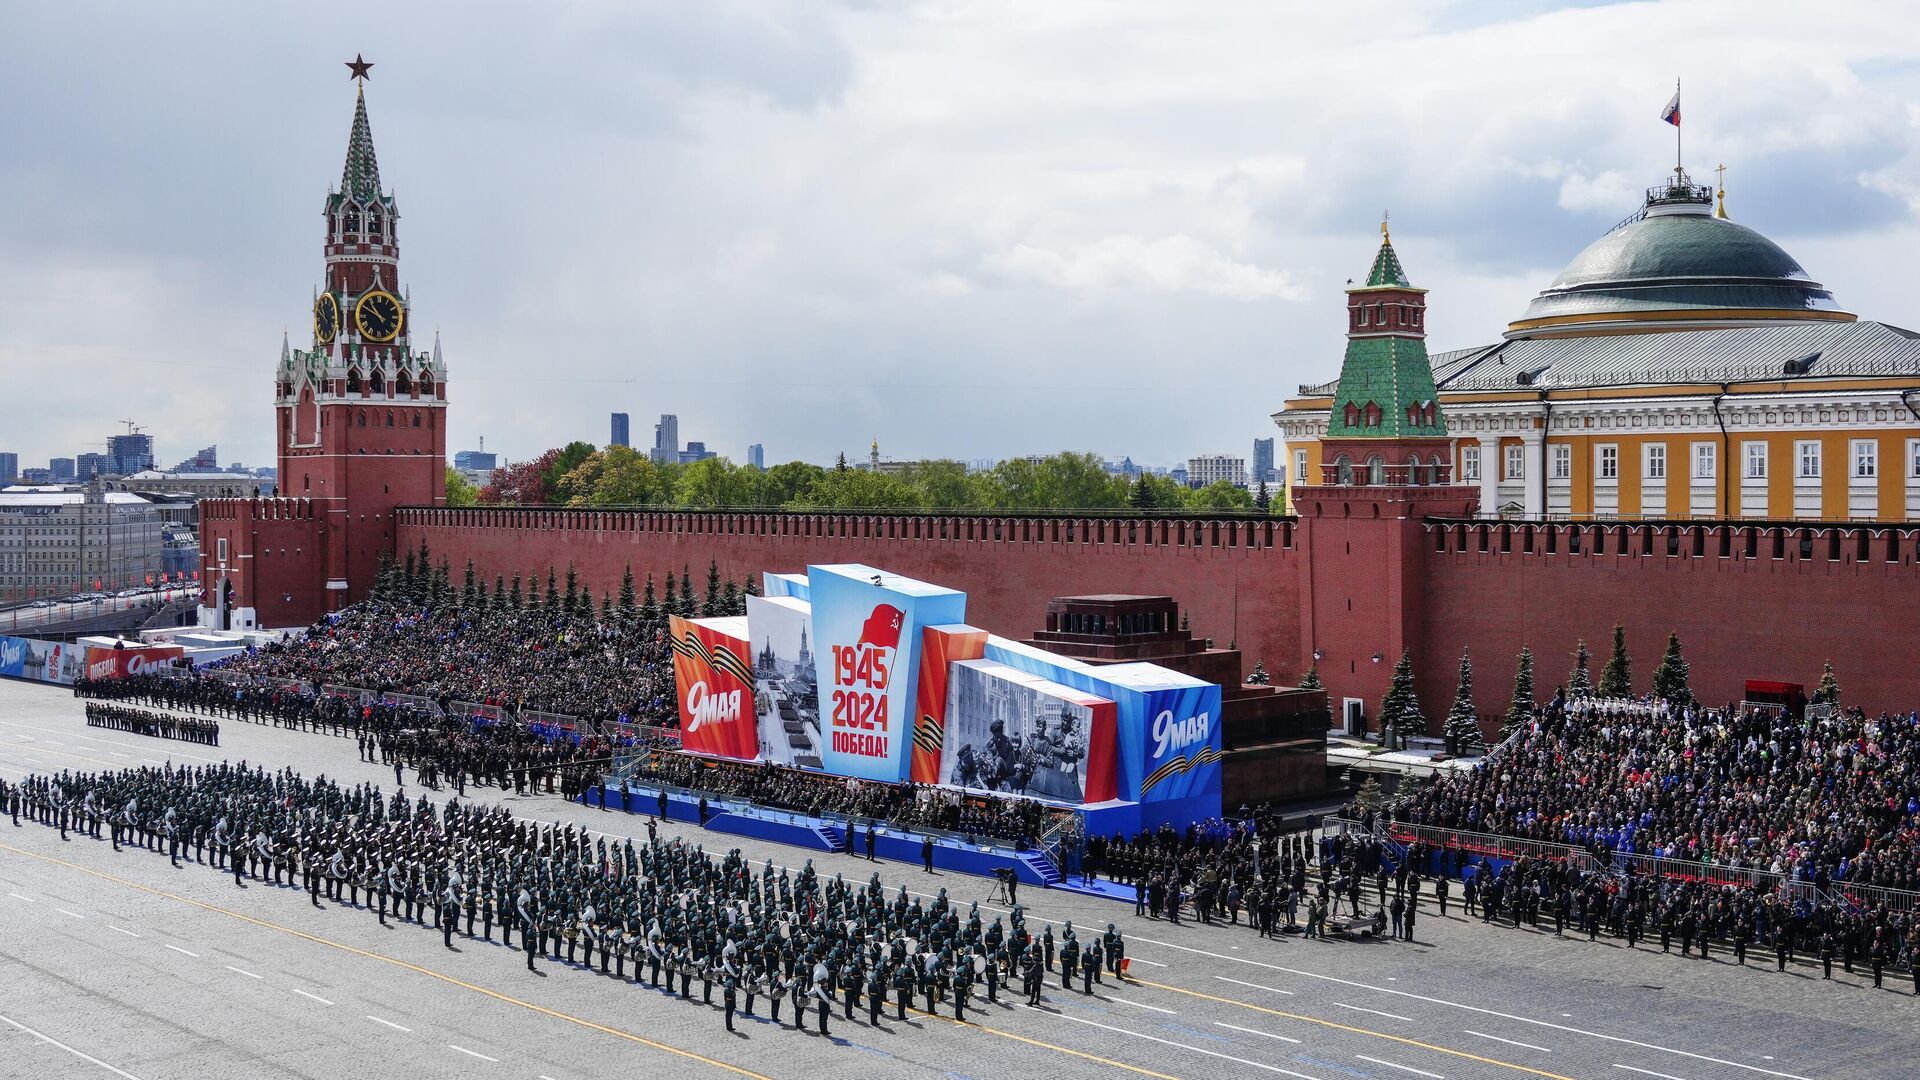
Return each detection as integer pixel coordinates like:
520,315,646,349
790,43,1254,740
345,54,374,82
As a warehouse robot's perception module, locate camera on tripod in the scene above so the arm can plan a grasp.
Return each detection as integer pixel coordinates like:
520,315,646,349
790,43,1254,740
991,866,1017,903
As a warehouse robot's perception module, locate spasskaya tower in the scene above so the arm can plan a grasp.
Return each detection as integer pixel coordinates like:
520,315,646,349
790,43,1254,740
201,57,447,630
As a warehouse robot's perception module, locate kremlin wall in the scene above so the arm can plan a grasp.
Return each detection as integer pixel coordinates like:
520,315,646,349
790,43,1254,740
393,504,1920,733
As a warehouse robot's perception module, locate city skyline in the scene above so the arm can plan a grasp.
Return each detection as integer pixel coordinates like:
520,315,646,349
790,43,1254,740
5,5,1920,469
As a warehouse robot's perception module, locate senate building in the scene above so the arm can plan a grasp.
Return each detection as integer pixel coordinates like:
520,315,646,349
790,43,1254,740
1275,168,1920,522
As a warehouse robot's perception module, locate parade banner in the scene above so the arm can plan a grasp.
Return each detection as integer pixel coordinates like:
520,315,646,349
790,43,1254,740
807,565,966,783
982,637,1220,807
82,644,186,681
936,659,1117,803
910,624,988,783
668,614,759,760
743,594,820,768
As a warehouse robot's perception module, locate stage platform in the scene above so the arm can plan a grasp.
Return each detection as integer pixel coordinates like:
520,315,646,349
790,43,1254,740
584,781,1134,902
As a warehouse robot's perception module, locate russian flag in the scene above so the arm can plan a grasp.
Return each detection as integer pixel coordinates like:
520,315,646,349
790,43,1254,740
1660,89,1680,127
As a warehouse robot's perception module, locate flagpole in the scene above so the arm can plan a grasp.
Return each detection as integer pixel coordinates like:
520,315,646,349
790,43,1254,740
1675,77,1682,175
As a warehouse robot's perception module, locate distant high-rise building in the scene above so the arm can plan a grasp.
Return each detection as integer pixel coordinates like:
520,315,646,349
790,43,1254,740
652,414,680,464
106,433,155,476
678,441,716,465
1252,437,1275,483
18,468,51,484
49,458,76,482
747,443,765,469
172,445,218,472
610,412,629,447
0,453,16,482
453,448,497,473
1187,454,1248,489
1169,465,1190,487
76,453,109,480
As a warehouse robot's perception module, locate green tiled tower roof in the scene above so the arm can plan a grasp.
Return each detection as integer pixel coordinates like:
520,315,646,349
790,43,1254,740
1326,234,1446,438
339,86,382,204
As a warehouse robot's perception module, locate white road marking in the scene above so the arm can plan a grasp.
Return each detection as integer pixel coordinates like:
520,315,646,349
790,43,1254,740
447,1045,499,1062
8,892,35,902
1334,1002,1414,1022
1127,957,1168,967
1357,1054,1444,1078
162,944,199,957
1120,935,1813,1080
55,908,85,919
1217,1021,1303,1044
1040,1007,1323,1078
1109,996,1175,1014
1217,975,1294,995
1463,1030,1553,1053
290,988,334,1006
0,1014,145,1080
366,1015,411,1033
224,965,263,980
1615,1067,1689,1080
106,925,141,939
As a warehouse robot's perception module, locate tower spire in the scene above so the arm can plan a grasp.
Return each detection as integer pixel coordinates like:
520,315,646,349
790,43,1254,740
340,83,383,203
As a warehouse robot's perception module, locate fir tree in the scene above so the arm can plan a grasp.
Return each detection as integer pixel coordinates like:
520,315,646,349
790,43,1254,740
679,566,696,617
600,591,613,623
1598,624,1632,698
434,558,452,610
1443,649,1483,756
1651,631,1692,707
1377,650,1421,748
619,565,637,618
744,576,760,599
835,452,850,473
545,566,561,616
702,559,723,617
493,575,507,612
509,574,523,610
462,559,478,609
1128,473,1156,511
1352,776,1387,821
722,578,741,616
1568,639,1593,696
563,564,580,615
661,573,678,620
1246,661,1270,686
1179,610,1190,632
1298,662,1323,691
1502,646,1536,740
1254,480,1271,513
526,573,541,612
1813,660,1840,707
642,573,659,622
402,548,418,587
373,553,396,603
474,575,488,610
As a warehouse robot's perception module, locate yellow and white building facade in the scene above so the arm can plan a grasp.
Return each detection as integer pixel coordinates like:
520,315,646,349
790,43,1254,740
1277,172,1920,522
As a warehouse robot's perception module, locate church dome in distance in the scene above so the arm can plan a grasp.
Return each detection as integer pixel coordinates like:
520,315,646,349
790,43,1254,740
1507,170,1853,338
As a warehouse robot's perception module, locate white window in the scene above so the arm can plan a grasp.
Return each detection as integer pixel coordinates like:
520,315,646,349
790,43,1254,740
216,538,228,563
1551,444,1571,480
1597,445,1618,480
1293,449,1308,484
1462,445,1481,481
1797,440,1821,479
1504,445,1524,481
1744,442,1768,480
1852,439,1878,479
1692,442,1716,479
1909,438,1920,479
1644,443,1666,480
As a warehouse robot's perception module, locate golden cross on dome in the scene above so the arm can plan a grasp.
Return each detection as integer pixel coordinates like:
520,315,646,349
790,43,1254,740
1715,163,1728,219
345,54,374,82
1381,209,1390,243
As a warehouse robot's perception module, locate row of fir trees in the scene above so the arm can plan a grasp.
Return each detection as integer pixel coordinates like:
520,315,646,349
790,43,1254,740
370,539,755,624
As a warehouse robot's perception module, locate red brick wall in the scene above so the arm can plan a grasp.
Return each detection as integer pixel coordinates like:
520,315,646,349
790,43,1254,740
1415,521,1920,731
399,509,1305,682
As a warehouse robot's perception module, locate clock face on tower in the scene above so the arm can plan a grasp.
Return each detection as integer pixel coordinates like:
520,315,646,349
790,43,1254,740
314,292,339,343
355,290,404,342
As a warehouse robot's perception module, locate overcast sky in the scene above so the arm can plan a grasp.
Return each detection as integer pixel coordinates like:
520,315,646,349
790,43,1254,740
6,1,1920,473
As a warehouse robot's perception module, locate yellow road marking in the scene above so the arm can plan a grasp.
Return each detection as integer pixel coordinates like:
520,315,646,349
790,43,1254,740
1131,978,1579,1080
2,840,1184,1080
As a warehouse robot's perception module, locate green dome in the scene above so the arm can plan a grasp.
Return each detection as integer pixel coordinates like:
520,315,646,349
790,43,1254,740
1509,181,1849,336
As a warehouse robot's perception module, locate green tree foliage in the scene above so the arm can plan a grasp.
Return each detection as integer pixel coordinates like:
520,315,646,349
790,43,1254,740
701,559,723,617
1568,639,1593,696
1444,649,1484,755
1598,624,1632,698
619,565,637,618
661,573,677,620
642,573,659,622
1185,480,1256,512
445,467,479,507
1298,662,1323,690
1651,632,1692,707
1813,660,1840,707
1502,646,1535,740
508,574,523,610
1377,650,1423,748
678,566,696,617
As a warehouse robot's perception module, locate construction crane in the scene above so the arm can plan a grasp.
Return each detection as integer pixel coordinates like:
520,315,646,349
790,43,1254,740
118,418,144,435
